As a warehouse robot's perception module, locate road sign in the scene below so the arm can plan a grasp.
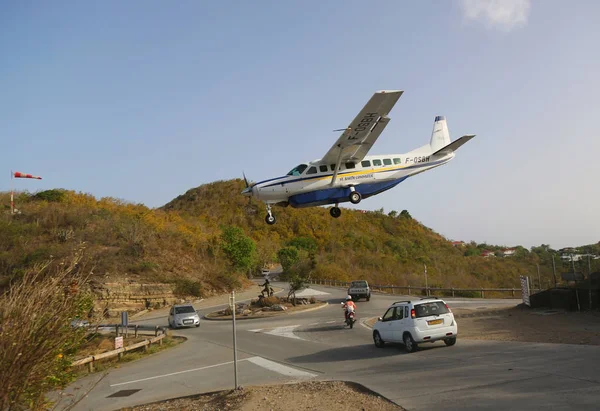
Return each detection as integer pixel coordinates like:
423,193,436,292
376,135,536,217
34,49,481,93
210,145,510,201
121,311,128,326
520,275,530,306
115,336,123,350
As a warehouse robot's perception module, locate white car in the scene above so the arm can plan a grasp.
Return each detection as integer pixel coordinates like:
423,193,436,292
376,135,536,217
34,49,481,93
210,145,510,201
372,297,457,353
168,304,200,329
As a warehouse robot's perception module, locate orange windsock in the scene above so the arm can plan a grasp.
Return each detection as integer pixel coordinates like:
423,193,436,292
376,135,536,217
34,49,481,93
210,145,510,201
13,171,42,180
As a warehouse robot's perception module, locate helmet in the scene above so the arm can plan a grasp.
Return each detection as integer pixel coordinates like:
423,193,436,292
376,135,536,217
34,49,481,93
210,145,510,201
346,295,352,301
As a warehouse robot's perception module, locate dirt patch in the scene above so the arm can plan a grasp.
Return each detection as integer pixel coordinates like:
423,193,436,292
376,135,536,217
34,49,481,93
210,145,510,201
456,306,600,345
364,307,600,345
121,381,403,411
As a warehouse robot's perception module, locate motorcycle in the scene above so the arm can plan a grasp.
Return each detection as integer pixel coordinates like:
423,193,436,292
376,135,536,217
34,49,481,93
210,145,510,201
341,302,356,329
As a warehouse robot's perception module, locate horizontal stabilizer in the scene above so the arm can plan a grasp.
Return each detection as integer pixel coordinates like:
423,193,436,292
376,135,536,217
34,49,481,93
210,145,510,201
432,134,476,156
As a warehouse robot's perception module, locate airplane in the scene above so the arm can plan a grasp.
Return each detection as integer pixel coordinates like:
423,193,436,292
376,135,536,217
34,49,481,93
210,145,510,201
241,90,475,225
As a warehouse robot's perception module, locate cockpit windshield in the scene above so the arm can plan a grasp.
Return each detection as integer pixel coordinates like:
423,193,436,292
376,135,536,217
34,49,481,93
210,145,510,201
287,164,308,176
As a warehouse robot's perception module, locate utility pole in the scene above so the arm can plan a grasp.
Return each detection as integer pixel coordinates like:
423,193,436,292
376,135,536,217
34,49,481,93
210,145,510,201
589,254,593,310
230,291,239,389
552,255,557,288
572,255,581,312
424,264,428,296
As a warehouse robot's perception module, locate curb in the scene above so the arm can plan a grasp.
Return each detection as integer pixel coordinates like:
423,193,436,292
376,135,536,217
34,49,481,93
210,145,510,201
203,302,329,322
361,317,378,330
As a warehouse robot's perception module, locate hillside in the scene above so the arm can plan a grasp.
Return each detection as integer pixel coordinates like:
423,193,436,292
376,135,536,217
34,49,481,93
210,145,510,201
2,181,597,300
162,179,598,290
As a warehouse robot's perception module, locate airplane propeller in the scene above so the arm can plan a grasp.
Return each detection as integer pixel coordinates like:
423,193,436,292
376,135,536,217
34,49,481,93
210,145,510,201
333,127,352,132
242,172,254,204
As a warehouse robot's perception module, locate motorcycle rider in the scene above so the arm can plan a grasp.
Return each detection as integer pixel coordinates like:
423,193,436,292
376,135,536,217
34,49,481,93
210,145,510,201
342,295,357,321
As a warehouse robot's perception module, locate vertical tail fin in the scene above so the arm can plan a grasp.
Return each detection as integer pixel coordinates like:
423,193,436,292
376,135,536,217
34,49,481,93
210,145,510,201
430,116,451,152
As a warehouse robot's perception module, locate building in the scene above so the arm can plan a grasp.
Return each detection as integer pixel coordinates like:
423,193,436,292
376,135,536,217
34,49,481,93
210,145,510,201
481,250,495,258
502,249,516,257
451,241,465,247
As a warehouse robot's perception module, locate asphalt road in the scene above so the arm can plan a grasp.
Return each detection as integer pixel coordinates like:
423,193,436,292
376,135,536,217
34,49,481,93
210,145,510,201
56,282,600,411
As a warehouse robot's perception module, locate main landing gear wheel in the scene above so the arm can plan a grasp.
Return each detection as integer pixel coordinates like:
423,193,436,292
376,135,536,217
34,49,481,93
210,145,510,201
349,191,362,204
265,204,276,225
329,207,341,218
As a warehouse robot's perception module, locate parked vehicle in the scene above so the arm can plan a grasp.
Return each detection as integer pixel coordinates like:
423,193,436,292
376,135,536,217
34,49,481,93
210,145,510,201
347,280,371,301
168,304,200,329
372,297,457,353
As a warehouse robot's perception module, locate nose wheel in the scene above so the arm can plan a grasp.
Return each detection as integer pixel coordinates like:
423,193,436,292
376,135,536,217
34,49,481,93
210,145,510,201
265,204,276,225
330,206,341,218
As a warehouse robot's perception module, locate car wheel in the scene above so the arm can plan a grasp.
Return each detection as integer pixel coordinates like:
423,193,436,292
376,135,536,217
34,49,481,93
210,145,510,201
195,324,200,328
403,333,418,353
444,337,456,346
373,331,385,348
366,295,371,301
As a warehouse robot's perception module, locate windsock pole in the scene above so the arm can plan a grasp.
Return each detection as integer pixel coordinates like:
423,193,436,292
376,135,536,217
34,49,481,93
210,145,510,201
10,170,14,214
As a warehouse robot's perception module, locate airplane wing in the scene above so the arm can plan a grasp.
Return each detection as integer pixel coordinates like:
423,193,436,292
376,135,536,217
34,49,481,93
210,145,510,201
320,90,403,165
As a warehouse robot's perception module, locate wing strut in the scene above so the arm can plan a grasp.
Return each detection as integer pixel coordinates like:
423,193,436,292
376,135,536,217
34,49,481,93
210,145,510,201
329,146,345,187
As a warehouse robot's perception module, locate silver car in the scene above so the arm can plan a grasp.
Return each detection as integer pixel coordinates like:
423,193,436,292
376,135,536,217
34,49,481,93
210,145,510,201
168,304,200,329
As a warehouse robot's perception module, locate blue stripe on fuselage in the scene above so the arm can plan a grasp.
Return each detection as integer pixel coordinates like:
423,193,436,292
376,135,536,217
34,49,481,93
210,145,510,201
288,176,409,208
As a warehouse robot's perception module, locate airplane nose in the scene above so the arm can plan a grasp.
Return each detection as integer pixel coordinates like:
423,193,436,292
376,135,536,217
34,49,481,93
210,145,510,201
241,186,252,196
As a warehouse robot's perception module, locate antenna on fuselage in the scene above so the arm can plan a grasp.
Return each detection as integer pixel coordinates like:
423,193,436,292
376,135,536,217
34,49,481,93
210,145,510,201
333,127,351,132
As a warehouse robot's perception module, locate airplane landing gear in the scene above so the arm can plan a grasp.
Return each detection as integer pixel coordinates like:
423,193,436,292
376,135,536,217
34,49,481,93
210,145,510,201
330,206,341,218
349,188,361,204
265,204,276,225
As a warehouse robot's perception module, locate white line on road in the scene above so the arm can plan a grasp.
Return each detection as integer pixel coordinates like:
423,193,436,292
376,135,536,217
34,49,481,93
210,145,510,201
247,357,316,379
109,359,249,387
248,329,263,332
326,321,336,324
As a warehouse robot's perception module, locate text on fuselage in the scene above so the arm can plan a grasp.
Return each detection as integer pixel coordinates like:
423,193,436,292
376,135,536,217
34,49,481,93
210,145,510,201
405,156,430,164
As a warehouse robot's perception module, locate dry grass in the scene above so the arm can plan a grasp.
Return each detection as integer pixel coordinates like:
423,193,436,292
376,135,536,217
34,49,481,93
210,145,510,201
0,245,96,410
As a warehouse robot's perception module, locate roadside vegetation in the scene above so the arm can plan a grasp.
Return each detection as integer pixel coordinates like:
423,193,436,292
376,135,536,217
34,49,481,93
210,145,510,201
0,245,94,410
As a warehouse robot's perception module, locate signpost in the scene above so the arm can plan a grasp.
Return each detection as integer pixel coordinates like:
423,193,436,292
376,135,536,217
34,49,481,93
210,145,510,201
229,291,239,389
114,336,123,350
520,275,531,306
121,311,129,337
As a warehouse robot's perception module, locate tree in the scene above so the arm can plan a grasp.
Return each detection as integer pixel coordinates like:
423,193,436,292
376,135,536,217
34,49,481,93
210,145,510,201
388,210,398,218
220,226,256,273
287,237,317,252
277,246,299,274
400,209,412,219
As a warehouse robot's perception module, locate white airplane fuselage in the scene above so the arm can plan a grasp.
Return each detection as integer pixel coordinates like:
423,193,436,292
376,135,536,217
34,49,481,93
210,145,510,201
248,149,455,208
241,90,474,224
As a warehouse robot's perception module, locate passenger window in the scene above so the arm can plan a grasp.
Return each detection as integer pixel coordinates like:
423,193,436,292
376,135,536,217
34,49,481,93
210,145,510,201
405,306,409,318
373,159,382,166
307,166,317,175
319,165,328,173
345,162,355,169
393,158,401,165
361,160,371,167
330,164,336,171
382,308,395,322
383,158,392,166
396,307,404,320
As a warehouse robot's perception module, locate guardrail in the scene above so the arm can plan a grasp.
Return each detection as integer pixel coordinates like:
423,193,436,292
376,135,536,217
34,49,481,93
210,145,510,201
310,279,535,298
71,325,167,372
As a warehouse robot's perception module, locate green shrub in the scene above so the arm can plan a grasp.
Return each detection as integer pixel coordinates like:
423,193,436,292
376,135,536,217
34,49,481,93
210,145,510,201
33,189,66,203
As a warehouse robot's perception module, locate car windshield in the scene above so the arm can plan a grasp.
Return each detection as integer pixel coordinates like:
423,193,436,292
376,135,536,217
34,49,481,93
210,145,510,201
175,306,196,314
414,302,449,318
287,164,308,176
351,281,367,287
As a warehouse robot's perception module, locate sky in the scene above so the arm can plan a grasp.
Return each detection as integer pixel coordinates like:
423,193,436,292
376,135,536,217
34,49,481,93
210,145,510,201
1,0,599,250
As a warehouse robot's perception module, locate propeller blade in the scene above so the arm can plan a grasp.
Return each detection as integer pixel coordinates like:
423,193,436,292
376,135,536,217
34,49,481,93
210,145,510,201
243,172,249,188
333,127,351,132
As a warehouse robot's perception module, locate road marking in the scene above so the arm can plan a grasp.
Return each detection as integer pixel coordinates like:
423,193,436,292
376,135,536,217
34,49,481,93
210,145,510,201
247,357,316,379
248,329,263,333
326,321,336,324
294,288,330,297
109,359,249,387
264,325,304,340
